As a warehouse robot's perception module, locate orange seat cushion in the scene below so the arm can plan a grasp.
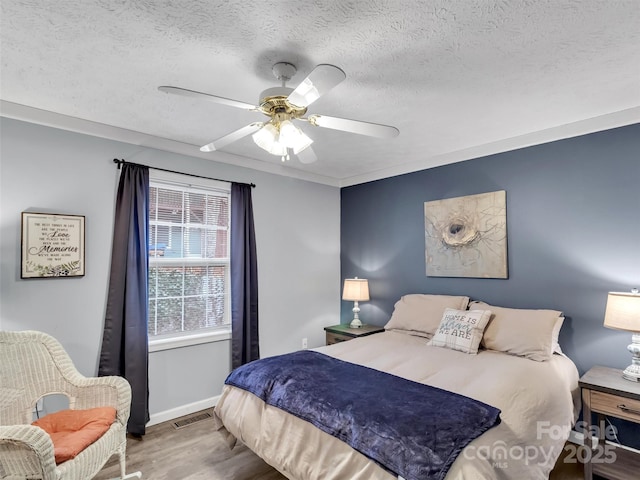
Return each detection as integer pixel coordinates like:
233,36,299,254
32,407,117,464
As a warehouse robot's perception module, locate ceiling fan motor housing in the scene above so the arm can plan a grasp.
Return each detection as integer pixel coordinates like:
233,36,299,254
258,86,307,117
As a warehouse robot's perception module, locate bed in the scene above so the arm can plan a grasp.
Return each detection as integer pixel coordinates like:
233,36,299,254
213,295,581,480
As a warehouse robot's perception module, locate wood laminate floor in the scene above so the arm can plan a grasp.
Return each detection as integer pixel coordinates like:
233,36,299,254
94,410,286,480
93,409,584,480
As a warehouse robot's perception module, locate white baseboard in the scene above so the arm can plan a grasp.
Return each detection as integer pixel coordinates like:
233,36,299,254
148,395,220,427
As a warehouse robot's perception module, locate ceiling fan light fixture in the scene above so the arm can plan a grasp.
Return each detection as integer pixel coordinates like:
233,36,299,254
278,120,313,145
278,120,313,153
252,122,279,151
278,120,298,143
252,119,312,159
253,124,287,156
292,132,313,154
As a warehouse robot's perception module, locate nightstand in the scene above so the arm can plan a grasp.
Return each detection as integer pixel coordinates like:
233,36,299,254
579,366,640,480
324,324,384,345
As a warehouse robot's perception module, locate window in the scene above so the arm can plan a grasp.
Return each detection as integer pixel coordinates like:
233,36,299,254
148,172,231,347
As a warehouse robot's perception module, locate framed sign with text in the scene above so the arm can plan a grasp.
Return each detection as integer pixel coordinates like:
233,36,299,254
21,212,85,278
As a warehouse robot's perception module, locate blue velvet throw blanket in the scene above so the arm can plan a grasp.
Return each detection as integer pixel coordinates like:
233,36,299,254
225,350,501,480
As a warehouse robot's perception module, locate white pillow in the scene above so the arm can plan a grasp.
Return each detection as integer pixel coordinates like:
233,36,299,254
384,294,470,338
470,301,564,361
427,308,492,354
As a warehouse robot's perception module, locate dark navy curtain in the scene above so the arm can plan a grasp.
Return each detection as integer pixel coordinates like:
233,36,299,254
230,183,259,369
99,162,150,436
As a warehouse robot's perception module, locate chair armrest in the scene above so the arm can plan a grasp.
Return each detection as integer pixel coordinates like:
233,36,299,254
69,375,132,426
0,425,57,480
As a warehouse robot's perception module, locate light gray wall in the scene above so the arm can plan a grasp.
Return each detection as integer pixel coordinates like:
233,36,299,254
0,117,340,418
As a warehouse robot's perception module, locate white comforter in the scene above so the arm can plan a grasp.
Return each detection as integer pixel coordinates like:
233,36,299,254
214,331,580,479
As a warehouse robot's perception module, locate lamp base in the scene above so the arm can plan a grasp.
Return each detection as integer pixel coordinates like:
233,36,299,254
350,318,363,329
622,362,640,382
622,333,640,382
350,301,363,328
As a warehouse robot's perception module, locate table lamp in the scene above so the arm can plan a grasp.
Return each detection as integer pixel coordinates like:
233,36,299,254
342,277,370,328
603,288,640,382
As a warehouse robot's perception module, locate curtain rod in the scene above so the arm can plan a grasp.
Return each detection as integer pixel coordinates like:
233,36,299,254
113,159,256,188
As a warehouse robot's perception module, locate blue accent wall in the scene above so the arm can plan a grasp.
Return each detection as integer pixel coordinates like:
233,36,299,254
341,122,639,374
341,124,640,447
341,124,640,445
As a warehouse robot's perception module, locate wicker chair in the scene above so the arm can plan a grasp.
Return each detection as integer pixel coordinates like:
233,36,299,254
0,330,141,479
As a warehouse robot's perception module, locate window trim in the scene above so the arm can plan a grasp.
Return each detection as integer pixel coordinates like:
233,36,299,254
149,328,231,352
148,170,232,348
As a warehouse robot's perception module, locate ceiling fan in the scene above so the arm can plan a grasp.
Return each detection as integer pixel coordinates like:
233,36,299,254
158,62,399,164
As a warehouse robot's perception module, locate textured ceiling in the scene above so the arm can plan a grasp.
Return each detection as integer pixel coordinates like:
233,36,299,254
1,0,639,185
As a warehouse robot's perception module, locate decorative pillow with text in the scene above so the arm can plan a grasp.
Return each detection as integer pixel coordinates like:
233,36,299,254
427,308,492,354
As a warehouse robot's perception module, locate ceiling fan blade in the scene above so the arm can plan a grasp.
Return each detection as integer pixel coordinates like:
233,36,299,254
307,114,399,139
159,86,258,111
200,123,263,152
287,64,346,108
296,146,317,164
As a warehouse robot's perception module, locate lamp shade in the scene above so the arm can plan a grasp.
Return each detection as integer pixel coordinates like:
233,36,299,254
342,278,370,301
604,291,640,332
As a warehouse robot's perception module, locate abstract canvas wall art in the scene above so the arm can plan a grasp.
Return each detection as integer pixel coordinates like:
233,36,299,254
424,190,508,278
